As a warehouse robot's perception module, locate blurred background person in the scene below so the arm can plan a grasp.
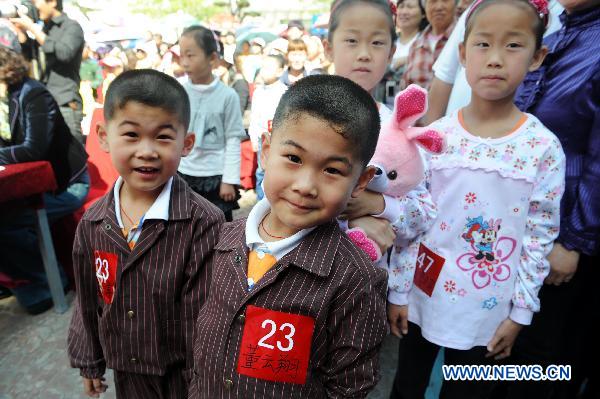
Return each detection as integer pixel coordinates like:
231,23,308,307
0,42,88,314
401,0,456,89
280,38,309,86
10,0,85,143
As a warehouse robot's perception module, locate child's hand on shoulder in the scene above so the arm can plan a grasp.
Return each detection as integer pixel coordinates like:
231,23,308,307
348,216,395,254
220,182,237,202
486,318,523,360
341,190,385,220
387,303,409,337
83,377,108,398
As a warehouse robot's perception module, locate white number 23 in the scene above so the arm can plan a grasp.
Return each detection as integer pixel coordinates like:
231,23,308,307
257,319,295,352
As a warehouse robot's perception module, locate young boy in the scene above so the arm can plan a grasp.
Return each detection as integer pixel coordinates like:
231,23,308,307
249,54,288,200
188,75,388,398
67,69,224,398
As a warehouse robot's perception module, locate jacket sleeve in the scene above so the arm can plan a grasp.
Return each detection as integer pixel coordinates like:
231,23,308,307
181,205,225,380
557,71,600,255
42,20,84,63
221,91,245,185
0,88,55,165
322,263,388,398
67,222,106,379
510,140,566,325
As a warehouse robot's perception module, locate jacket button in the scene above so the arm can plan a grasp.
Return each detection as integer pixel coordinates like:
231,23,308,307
130,357,138,364
238,314,245,323
223,378,233,389
234,255,242,264
127,310,134,319
104,223,111,231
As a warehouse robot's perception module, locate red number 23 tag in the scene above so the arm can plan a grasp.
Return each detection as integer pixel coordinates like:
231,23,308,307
237,305,315,385
413,243,445,297
94,250,118,304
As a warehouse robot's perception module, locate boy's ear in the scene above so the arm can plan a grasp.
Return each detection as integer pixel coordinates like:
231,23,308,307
351,165,376,198
97,122,110,153
529,45,548,72
181,132,195,157
259,132,271,170
458,42,467,68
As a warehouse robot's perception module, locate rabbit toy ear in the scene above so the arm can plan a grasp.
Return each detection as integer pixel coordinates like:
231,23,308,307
407,128,447,154
393,84,428,129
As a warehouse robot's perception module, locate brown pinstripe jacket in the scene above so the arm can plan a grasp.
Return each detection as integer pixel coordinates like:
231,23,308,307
189,218,389,398
67,175,224,380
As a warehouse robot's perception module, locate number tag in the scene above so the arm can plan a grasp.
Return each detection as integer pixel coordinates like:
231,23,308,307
237,305,315,385
413,243,445,297
94,250,118,304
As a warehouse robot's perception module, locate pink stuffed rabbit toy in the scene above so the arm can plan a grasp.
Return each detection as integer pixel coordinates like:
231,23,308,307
346,84,446,261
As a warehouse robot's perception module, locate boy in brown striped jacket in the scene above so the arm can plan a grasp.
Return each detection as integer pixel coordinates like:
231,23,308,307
189,75,389,398
67,70,224,398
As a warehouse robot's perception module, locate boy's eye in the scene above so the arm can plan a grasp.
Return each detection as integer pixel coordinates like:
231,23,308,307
373,40,386,46
475,42,489,48
325,167,342,175
157,134,175,140
507,42,522,48
123,132,138,138
286,154,301,163
344,38,357,44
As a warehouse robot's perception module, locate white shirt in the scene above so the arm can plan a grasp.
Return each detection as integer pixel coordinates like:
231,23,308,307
248,80,288,147
389,112,566,349
433,1,565,116
245,198,316,261
178,76,246,184
391,35,418,71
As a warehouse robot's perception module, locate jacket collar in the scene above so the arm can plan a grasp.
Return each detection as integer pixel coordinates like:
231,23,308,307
83,174,193,222
559,6,600,29
216,218,343,278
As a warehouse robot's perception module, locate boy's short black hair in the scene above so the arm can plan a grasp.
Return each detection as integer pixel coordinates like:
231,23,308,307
104,69,191,131
272,75,380,167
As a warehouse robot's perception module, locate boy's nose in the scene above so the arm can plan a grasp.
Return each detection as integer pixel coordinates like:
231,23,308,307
136,142,159,159
291,171,318,197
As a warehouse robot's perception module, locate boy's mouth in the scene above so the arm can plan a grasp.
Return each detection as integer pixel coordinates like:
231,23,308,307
134,167,160,175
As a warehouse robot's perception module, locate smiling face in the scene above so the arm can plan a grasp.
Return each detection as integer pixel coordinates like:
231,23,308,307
460,2,546,103
260,113,374,237
98,101,195,202
396,0,425,33
325,2,395,93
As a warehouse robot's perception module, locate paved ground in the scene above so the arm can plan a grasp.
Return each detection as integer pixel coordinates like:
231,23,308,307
0,191,440,398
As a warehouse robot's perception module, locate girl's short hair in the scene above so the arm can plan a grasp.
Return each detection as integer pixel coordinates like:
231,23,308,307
0,47,29,85
464,0,546,49
181,25,221,56
287,39,308,53
328,0,398,44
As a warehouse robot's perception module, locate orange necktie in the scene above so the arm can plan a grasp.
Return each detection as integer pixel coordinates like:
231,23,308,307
247,250,277,289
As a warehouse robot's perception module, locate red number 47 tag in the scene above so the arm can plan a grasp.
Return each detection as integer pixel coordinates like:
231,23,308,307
237,305,315,385
413,243,446,297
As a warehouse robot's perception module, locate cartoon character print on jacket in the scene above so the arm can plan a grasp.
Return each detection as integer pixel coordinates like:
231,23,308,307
457,216,516,289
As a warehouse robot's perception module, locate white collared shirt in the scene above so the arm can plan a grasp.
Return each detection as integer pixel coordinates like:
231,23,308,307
113,177,173,248
245,198,316,261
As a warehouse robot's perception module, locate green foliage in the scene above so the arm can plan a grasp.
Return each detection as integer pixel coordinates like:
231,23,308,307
128,0,221,21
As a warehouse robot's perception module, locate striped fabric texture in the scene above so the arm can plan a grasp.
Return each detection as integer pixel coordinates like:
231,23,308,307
67,175,224,387
189,218,389,398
